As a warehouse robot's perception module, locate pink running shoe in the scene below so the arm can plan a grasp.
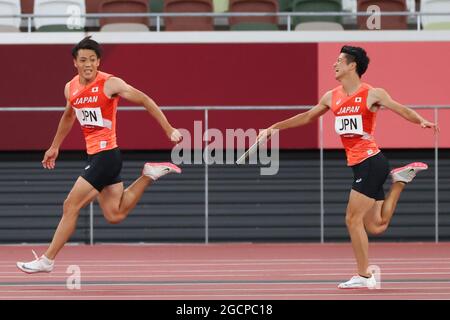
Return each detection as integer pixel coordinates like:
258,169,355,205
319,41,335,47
143,162,181,181
390,162,428,184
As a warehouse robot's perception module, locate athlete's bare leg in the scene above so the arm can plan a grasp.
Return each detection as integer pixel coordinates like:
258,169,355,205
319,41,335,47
97,175,153,224
44,177,99,259
345,190,376,277
363,182,406,235
347,181,408,276
363,201,385,235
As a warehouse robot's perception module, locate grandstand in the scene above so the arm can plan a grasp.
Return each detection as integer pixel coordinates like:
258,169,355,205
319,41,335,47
0,0,449,32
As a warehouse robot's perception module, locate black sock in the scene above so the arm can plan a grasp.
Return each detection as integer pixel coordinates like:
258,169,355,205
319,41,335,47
358,274,370,279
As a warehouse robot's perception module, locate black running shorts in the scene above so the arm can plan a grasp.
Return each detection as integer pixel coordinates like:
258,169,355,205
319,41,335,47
81,147,122,192
350,152,390,201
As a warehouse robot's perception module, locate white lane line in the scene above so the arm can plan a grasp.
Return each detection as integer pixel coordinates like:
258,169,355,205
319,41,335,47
3,257,450,264
3,257,450,263
1,266,450,274
3,261,450,268
3,286,450,294
1,280,450,288
0,271,450,279
1,292,450,299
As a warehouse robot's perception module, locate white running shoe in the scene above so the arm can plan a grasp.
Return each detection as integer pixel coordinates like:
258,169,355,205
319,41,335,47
390,162,428,184
143,162,181,181
16,250,54,274
338,274,377,289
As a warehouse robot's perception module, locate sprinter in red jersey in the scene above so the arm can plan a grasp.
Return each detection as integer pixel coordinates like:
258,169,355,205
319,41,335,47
17,37,182,274
258,46,439,289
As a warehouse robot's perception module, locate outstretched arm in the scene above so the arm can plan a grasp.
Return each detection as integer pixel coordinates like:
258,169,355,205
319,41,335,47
259,91,331,139
370,88,439,133
42,83,76,169
104,77,182,143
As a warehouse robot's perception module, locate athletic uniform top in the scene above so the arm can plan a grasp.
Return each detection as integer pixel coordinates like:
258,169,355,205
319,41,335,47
330,83,380,166
69,71,119,155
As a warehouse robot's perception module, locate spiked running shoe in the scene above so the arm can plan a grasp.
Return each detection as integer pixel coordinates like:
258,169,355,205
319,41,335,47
390,162,428,184
16,250,54,274
338,274,377,289
143,162,181,181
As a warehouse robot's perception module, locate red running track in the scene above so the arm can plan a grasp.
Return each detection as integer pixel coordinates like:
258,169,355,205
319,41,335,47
1,242,450,300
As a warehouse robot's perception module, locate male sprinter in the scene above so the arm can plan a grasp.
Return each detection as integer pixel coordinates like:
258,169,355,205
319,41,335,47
17,37,182,273
258,46,439,288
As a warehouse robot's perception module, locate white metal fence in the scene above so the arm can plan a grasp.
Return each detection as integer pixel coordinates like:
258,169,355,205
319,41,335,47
1,11,450,32
0,105,446,244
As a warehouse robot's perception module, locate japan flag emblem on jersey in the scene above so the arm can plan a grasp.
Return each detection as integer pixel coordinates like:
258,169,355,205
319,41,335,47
92,87,99,93
355,97,362,103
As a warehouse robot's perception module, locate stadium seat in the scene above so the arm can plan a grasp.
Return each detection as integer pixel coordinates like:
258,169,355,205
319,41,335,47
99,0,149,31
421,0,450,30
357,0,408,30
100,22,149,31
291,0,343,30
229,0,279,31
84,0,102,28
86,0,101,13
341,0,356,12
213,0,229,12
149,0,164,12
294,21,344,30
34,0,86,31
20,0,32,13
164,0,214,31
0,0,21,32
278,0,292,12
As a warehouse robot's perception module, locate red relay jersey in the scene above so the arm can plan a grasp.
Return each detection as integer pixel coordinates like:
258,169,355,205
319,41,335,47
330,83,380,166
69,71,119,155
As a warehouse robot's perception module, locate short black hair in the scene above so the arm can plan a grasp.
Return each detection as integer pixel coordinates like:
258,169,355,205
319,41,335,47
340,45,370,77
72,36,102,59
